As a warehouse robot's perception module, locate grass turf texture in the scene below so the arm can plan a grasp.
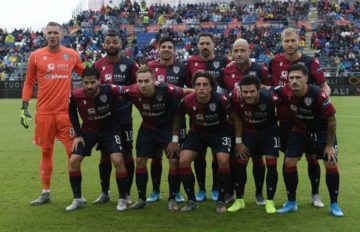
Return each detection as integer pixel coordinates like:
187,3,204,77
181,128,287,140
0,97,359,232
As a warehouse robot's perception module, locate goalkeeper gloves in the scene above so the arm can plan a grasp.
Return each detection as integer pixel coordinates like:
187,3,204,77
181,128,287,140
20,102,32,129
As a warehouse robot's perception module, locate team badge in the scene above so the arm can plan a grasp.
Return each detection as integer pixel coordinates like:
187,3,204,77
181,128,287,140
209,103,217,111
259,104,267,111
120,64,127,72
173,66,180,74
63,53,69,60
156,95,163,102
99,94,107,103
157,75,165,83
304,97,313,106
196,114,204,120
213,61,220,69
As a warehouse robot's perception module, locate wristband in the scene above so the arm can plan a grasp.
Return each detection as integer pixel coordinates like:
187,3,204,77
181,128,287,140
235,137,242,144
172,135,179,143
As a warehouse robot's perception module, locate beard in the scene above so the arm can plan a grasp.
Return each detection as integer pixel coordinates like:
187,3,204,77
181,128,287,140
106,48,120,56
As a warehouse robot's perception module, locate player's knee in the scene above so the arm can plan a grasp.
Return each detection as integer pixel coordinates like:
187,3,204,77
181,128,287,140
69,155,82,171
284,157,298,167
216,154,230,168
136,158,147,168
265,157,277,166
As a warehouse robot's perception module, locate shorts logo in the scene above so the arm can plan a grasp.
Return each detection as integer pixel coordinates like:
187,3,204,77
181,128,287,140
173,66,180,74
156,95,163,102
120,64,127,72
209,103,217,111
213,61,220,69
196,114,204,120
99,94,108,103
63,53,69,60
259,104,267,111
304,97,313,106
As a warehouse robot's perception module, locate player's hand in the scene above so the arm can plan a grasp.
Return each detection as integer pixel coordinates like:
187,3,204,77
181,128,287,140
234,143,249,160
72,137,85,152
20,109,32,129
324,145,337,163
166,142,180,159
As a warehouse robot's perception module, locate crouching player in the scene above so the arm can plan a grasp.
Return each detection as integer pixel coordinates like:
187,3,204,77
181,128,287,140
169,71,239,213
228,75,280,213
66,67,129,211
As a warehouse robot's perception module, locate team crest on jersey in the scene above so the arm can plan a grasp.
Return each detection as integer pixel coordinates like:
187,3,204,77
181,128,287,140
157,75,165,83
63,53,69,60
209,103,217,111
304,97,313,106
213,61,220,69
156,95,163,102
259,104,267,111
120,64,127,72
99,94,107,103
173,66,180,74
196,114,204,120
105,74,112,82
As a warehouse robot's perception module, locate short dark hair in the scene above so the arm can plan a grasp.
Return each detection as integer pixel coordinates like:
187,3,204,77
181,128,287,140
159,36,175,48
136,66,154,78
82,67,100,79
105,30,121,38
46,21,62,29
238,74,261,90
198,32,214,42
192,71,216,89
288,63,309,77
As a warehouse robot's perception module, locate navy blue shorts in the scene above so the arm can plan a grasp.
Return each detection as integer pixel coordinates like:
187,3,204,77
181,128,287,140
97,122,133,153
243,125,280,157
73,131,123,156
286,131,338,160
181,130,232,155
279,121,293,153
136,126,172,158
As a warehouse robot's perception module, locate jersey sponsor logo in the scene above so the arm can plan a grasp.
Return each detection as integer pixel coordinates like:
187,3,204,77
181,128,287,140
88,108,96,115
47,63,55,72
156,95,163,102
304,97,313,106
173,66,180,74
105,74,112,82
196,114,204,120
142,104,151,110
63,53,69,60
209,103,217,111
213,61,220,69
120,64,127,72
259,104,267,111
99,94,108,103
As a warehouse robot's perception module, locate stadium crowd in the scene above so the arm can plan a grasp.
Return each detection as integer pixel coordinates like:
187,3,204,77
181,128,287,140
1,0,359,80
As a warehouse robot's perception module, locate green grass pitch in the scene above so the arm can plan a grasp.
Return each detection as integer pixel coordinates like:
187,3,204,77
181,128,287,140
0,97,359,232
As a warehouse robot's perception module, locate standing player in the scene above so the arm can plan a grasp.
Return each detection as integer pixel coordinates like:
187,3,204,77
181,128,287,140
228,75,280,214
170,71,239,213
274,64,343,217
66,68,128,211
220,38,274,205
93,30,139,205
186,32,231,202
117,67,192,210
21,22,85,205
146,36,188,203
268,27,331,207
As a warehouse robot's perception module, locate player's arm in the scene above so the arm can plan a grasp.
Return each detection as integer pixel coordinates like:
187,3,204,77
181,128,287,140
311,57,331,96
320,82,331,96
68,95,82,138
73,51,86,76
229,111,249,159
324,114,337,163
183,87,194,95
21,54,37,128
166,99,185,159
